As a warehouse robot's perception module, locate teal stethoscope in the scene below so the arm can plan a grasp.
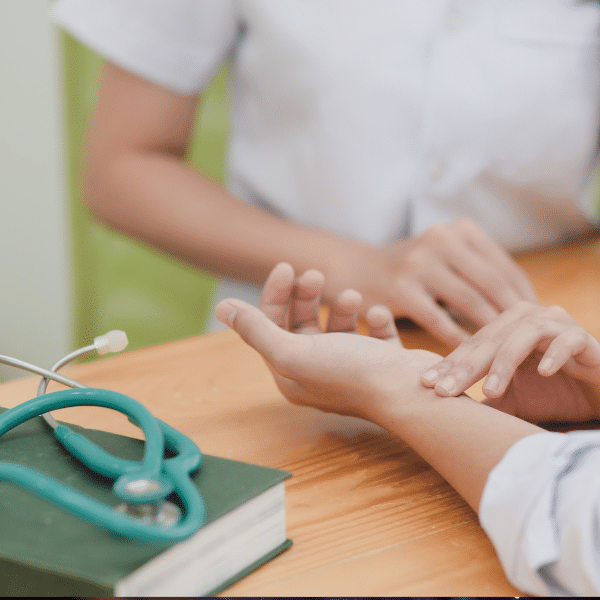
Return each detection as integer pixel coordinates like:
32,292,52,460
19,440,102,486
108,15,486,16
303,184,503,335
0,331,206,543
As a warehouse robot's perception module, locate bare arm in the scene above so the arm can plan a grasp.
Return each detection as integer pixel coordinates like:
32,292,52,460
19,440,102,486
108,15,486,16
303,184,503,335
84,61,360,285
388,393,541,512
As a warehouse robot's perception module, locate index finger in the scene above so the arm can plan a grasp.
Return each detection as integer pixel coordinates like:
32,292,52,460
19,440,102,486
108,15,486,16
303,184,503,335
420,301,536,392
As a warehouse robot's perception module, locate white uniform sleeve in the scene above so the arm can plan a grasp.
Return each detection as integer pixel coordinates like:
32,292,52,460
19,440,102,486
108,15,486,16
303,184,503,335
479,430,600,596
52,0,238,94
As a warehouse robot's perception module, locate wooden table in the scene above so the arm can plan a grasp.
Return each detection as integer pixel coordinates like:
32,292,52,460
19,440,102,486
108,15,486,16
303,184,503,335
1,233,599,596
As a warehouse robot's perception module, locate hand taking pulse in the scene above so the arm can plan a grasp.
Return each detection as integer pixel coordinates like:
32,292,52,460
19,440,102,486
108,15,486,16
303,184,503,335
422,301,600,423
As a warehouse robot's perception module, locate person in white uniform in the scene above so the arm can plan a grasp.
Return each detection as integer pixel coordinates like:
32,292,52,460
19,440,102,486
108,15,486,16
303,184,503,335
216,261,600,597
53,0,600,346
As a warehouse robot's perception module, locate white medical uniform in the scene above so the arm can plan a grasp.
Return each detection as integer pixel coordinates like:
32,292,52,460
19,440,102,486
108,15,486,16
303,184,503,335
480,430,600,596
53,0,600,329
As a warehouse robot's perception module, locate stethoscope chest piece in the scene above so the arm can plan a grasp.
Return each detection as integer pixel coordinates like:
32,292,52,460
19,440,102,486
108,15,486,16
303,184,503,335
116,499,182,528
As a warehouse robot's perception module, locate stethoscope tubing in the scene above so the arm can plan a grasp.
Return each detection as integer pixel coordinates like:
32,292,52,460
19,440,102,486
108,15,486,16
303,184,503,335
0,380,206,542
0,390,165,496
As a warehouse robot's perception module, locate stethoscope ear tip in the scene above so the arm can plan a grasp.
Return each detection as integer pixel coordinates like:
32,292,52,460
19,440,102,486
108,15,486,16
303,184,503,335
94,330,129,355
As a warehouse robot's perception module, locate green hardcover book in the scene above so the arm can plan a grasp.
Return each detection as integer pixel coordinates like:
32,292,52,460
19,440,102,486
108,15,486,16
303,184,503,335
0,407,291,596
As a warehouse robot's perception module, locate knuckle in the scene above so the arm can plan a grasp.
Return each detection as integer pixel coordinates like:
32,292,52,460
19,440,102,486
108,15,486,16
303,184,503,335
456,362,475,376
569,326,589,346
488,331,515,350
433,359,454,374
453,333,480,353
521,314,545,330
400,249,430,275
493,346,517,370
457,291,489,314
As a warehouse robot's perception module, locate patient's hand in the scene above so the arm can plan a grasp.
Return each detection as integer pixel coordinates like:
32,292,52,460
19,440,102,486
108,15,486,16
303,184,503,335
421,302,600,423
215,263,441,424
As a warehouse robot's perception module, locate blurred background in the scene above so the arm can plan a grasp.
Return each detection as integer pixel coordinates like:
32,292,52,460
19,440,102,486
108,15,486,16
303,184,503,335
0,1,229,380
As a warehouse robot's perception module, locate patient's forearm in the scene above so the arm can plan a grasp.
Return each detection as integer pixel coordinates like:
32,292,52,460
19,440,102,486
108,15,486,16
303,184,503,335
381,393,543,513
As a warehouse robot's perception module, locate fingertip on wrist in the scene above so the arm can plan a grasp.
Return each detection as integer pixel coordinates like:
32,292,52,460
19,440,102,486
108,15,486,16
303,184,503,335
420,369,439,387
435,375,457,396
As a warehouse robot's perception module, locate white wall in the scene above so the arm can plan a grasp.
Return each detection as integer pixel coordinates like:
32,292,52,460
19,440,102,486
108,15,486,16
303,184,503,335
0,1,72,381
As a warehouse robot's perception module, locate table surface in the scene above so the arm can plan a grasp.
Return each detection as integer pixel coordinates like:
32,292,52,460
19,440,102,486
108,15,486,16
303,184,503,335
2,233,600,596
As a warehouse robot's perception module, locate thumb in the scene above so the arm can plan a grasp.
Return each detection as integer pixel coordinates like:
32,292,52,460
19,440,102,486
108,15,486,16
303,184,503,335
215,298,290,360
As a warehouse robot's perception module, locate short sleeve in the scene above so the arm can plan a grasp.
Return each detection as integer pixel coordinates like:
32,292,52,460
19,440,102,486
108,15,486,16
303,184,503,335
53,0,239,94
479,430,600,596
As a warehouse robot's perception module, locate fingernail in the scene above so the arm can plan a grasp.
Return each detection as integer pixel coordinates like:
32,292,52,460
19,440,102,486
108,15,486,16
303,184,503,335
437,376,456,395
421,369,439,385
484,373,499,393
539,358,553,375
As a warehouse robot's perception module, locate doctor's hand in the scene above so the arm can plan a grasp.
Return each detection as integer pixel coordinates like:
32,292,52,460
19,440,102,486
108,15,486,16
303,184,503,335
421,302,600,423
328,219,538,349
215,263,441,424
